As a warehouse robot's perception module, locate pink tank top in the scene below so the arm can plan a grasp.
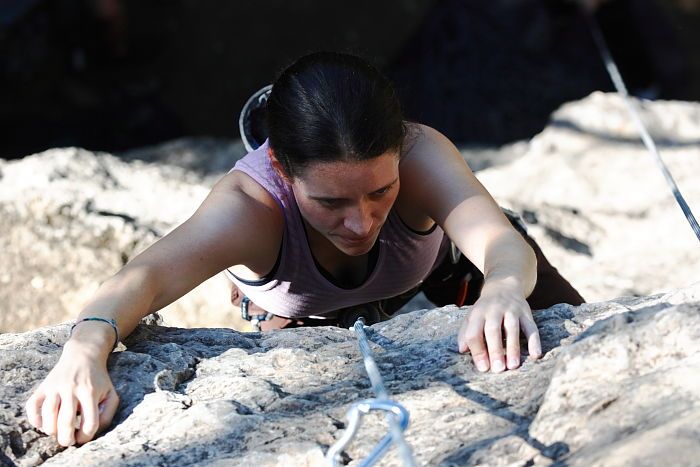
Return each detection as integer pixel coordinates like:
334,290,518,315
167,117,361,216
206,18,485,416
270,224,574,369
224,138,448,318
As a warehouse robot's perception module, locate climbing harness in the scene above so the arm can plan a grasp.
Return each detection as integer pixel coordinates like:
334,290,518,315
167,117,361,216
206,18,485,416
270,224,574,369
583,10,700,243
325,318,417,466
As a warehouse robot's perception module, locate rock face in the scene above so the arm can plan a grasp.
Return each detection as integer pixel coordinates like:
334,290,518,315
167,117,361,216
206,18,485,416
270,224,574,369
0,141,247,333
1,92,699,465
474,92,700,302
1,283,699,466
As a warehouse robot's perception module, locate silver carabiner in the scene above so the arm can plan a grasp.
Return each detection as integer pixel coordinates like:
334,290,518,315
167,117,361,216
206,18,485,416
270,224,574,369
325,399,410,467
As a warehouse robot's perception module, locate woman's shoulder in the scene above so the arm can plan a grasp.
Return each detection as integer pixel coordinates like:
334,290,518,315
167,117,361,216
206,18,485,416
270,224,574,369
394,121,472,224
395,121,450,231
216,169,283,221
400,121,453,161
210,170,284,274
400,120,424,157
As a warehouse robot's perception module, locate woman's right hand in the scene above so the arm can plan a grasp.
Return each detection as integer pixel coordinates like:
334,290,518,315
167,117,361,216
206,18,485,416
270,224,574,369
25,343,120,447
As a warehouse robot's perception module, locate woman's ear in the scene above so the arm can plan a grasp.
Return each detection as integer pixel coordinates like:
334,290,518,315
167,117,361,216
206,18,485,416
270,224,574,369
267,146,292,183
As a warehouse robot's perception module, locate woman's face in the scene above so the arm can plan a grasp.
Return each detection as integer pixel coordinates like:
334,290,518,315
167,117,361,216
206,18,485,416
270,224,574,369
291,151,400,257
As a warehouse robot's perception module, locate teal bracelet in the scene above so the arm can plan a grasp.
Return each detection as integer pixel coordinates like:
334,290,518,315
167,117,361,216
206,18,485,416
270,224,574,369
69,317,120,351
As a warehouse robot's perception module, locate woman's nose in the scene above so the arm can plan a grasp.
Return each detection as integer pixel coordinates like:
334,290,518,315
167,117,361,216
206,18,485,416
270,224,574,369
344,203,373,236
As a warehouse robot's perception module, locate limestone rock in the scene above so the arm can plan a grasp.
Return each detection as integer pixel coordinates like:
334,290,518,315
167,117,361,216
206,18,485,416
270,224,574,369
0,146,244,333
2,92,699,465
1,283,698,466
473,92,700,302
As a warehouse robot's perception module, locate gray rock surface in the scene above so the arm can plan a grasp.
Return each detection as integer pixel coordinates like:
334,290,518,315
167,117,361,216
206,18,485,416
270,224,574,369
475,92,700,302
1,283,699,466
0,146,240,333
1,92,699,465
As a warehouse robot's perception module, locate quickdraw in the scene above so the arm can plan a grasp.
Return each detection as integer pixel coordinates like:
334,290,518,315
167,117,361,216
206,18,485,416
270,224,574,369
326,318,417,466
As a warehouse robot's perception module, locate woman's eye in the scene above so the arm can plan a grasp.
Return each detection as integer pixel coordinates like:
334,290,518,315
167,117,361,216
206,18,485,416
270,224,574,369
319,200,339,208
373,186,391,196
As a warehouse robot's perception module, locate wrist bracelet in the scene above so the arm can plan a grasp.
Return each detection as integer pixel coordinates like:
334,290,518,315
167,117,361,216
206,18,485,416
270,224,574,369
69,317,120,351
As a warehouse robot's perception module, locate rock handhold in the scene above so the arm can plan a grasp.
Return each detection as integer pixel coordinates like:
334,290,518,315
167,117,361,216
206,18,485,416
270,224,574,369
2,283,698,465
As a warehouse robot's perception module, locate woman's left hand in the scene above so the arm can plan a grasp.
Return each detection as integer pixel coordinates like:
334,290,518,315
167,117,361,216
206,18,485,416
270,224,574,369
457,281,542,373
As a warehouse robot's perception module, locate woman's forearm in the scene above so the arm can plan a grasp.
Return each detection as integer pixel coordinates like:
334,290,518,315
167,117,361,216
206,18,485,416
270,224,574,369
64,264,160,360
481,229,537,298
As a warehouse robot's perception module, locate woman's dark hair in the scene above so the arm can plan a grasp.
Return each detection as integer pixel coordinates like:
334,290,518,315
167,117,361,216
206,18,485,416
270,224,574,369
266,50,413,179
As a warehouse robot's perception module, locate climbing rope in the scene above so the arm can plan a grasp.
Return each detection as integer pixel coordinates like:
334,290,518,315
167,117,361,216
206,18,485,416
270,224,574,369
583,9,700,243
325,318,417,466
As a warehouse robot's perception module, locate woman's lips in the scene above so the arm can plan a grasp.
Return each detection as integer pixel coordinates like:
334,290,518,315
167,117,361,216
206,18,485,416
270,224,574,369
334,223,383,246
338,233,374,245
342,235,371,244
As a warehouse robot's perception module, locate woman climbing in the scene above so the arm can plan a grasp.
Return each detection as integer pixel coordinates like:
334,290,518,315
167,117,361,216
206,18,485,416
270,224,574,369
25,50,584,447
